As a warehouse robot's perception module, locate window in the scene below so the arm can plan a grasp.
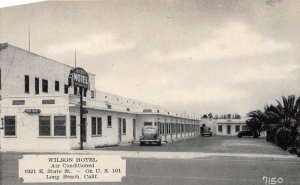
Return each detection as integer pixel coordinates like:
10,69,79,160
64,85,68,94
83,89,87,97
144,122,152,126
42,99,55,104
107,116,112,127
25,75,29,93
54,116,66,136
91,91,94,98
242,125,247,131
68,75,72,87
42,79,48,93
70,116,76,136
55,81,59,92
12,100,25,105
122,119,126,134
218,125,223,132
91,117,102,136
235,125,240,132
39,116,51,136
74,87,77,95
35,78,39,94
4,116,16,136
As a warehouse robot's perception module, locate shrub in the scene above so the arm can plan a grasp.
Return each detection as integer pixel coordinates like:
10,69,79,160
275,127,293,150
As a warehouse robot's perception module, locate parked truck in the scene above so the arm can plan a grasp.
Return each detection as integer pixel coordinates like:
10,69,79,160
200,126,212,137
139,126,162,146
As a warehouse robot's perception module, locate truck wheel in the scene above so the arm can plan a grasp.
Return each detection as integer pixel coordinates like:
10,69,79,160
157,141,161,146
140,142,145,146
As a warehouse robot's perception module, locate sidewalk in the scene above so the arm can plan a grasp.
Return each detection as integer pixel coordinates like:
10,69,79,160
1,149,298,160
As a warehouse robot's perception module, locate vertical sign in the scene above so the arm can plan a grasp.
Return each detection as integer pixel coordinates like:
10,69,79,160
69,68,89,150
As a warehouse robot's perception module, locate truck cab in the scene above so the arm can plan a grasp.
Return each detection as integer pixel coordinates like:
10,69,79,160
200,126,212,137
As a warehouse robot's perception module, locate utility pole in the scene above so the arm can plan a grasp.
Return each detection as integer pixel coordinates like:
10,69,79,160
75,50,77,67
79,87,83,150
28,24,31,52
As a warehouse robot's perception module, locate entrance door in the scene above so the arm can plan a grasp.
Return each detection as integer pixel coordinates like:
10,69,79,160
175,123,178,139
133,119,136,140
171,123,173,140
82,117,87,142
118,118,122,143
227,125,231,135
165,122,167,140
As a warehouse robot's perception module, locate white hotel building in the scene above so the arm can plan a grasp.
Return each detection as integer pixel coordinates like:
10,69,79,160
0,43,201,150
216,118,247,136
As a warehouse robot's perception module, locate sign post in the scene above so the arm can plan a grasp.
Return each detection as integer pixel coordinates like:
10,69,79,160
79,87,83,150
69,68,89,150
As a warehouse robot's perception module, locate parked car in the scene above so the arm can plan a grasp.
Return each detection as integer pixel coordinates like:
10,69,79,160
237,130,259,138
139,126,162,146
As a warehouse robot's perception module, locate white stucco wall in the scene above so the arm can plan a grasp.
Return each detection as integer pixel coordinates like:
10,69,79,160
0,45,96,98
0,96,78,150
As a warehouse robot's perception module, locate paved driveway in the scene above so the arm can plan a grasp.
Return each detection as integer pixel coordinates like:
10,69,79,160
96,136,290,155
1,153,299,185
0,136,297,185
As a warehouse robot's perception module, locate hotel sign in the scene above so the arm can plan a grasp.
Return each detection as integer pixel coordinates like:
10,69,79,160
70,68,89,89
24,109,41,114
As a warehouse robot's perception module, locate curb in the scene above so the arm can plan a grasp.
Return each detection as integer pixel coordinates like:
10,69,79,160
1,150,298,160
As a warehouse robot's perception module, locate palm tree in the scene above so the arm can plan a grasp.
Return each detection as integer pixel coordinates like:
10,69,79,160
274,95,299,128
246,109,267,138
267,95,300,149
246,105,277,132
246,95,300,152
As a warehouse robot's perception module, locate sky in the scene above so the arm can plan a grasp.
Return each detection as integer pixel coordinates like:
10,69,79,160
0,0,299,117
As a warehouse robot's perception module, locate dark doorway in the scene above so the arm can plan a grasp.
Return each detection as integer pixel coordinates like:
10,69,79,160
82,117,87,142
118,118,122,143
